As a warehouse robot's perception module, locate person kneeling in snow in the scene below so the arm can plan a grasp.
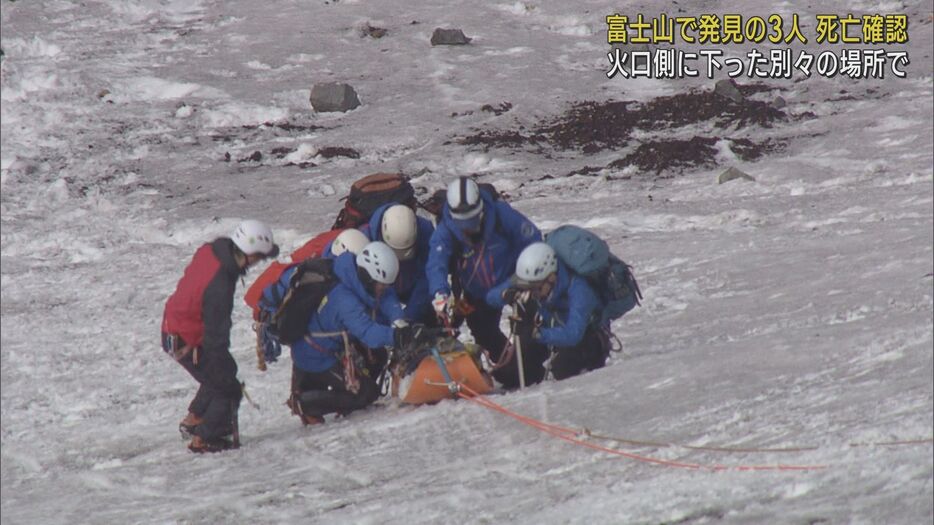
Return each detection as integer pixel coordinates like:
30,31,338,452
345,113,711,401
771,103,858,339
486,242,610,387
161,220,279,453
287,241,422,425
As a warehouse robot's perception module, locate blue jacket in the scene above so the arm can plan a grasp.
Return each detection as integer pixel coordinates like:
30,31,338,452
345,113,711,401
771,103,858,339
486,261,601,348
427,191,541,301
290,252,404,373
360,203,435,322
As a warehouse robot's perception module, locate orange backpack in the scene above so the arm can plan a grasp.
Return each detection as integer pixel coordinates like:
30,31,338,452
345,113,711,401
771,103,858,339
243,229,343,319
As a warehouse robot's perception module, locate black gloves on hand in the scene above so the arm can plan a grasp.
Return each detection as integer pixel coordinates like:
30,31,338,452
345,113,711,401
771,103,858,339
394,323,440,354
394,324,415,351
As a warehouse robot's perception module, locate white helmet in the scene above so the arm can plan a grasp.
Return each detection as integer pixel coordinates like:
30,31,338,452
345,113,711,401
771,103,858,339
331,228,369,257
515,242,557,283
381,205,418,261
231,219,279,257
356,241,399,284
446,176,482,220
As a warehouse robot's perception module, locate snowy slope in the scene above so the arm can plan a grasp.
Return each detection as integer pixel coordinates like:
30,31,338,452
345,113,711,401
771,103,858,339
2,0,932,523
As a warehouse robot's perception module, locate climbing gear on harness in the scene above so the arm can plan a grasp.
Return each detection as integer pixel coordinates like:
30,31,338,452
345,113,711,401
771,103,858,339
161,332,195,362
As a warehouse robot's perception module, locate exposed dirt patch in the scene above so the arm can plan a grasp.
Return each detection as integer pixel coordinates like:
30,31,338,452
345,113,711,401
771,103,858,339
609,136,784,175
457,88,787,152
727,137,784,160
284,161,317,169
237,151,262,163
317,146,360,159
359,23,387,39
611,136,719,175
271,147,293,158
454,83,793,177
225,145,358,167
452,101,514,118
480,102,513,116
243,121,325,133
209,121,326,143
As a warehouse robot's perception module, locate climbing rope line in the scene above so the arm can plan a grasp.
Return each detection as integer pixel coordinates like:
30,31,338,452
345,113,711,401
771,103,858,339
848,438,934,447
455,383,828,472
579,431,820,453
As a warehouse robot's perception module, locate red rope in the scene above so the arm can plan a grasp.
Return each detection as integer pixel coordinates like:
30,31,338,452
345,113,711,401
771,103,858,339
456,384,828,472
849,438,934,447
580,431,820,454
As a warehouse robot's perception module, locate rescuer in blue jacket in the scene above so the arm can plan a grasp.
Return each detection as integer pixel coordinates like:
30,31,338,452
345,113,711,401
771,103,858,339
487,242,609,387
425,177,541,384
360,203,435,324
287,242,406,424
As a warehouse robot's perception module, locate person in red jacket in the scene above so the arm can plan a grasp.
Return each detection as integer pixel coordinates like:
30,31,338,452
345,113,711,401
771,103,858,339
161,220,279,453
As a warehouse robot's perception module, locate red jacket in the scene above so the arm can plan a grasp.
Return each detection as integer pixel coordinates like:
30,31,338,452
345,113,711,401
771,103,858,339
162,238,242,352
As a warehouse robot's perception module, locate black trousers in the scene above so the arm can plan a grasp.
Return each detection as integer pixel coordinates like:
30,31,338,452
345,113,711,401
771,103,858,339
461,294,508,359
291,346,385,418
173,340,242,441
501,322,609,388
548,327,609,380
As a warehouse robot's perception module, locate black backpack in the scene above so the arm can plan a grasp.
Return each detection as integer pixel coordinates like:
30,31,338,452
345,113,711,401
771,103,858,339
332,173,416,229
260,257,338,344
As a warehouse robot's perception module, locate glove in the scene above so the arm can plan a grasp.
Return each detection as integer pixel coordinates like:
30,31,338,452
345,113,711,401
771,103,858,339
393,323,436,353
502,288,531,305
394,324,415,352
512,296,539,324
432,292,452,320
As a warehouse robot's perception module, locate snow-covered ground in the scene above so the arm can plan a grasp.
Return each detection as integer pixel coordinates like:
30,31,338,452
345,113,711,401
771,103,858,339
2,0,932,523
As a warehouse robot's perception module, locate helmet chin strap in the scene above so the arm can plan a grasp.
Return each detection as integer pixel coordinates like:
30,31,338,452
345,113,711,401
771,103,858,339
394,246,415,261
232,247,250,271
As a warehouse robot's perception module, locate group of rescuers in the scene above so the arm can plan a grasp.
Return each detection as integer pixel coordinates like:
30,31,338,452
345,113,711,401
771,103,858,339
162,176,614,453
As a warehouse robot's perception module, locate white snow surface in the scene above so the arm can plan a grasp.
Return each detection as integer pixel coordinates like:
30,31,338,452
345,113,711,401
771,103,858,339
2,0,932,524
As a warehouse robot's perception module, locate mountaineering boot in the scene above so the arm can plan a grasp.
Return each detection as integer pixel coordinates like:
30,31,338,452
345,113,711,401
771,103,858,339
301,414,325,426
188,435,235,454
285,396,325,426
178,412,204,440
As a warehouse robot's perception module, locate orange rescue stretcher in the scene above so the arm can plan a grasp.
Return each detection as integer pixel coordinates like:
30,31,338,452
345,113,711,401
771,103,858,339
391,339,494,405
